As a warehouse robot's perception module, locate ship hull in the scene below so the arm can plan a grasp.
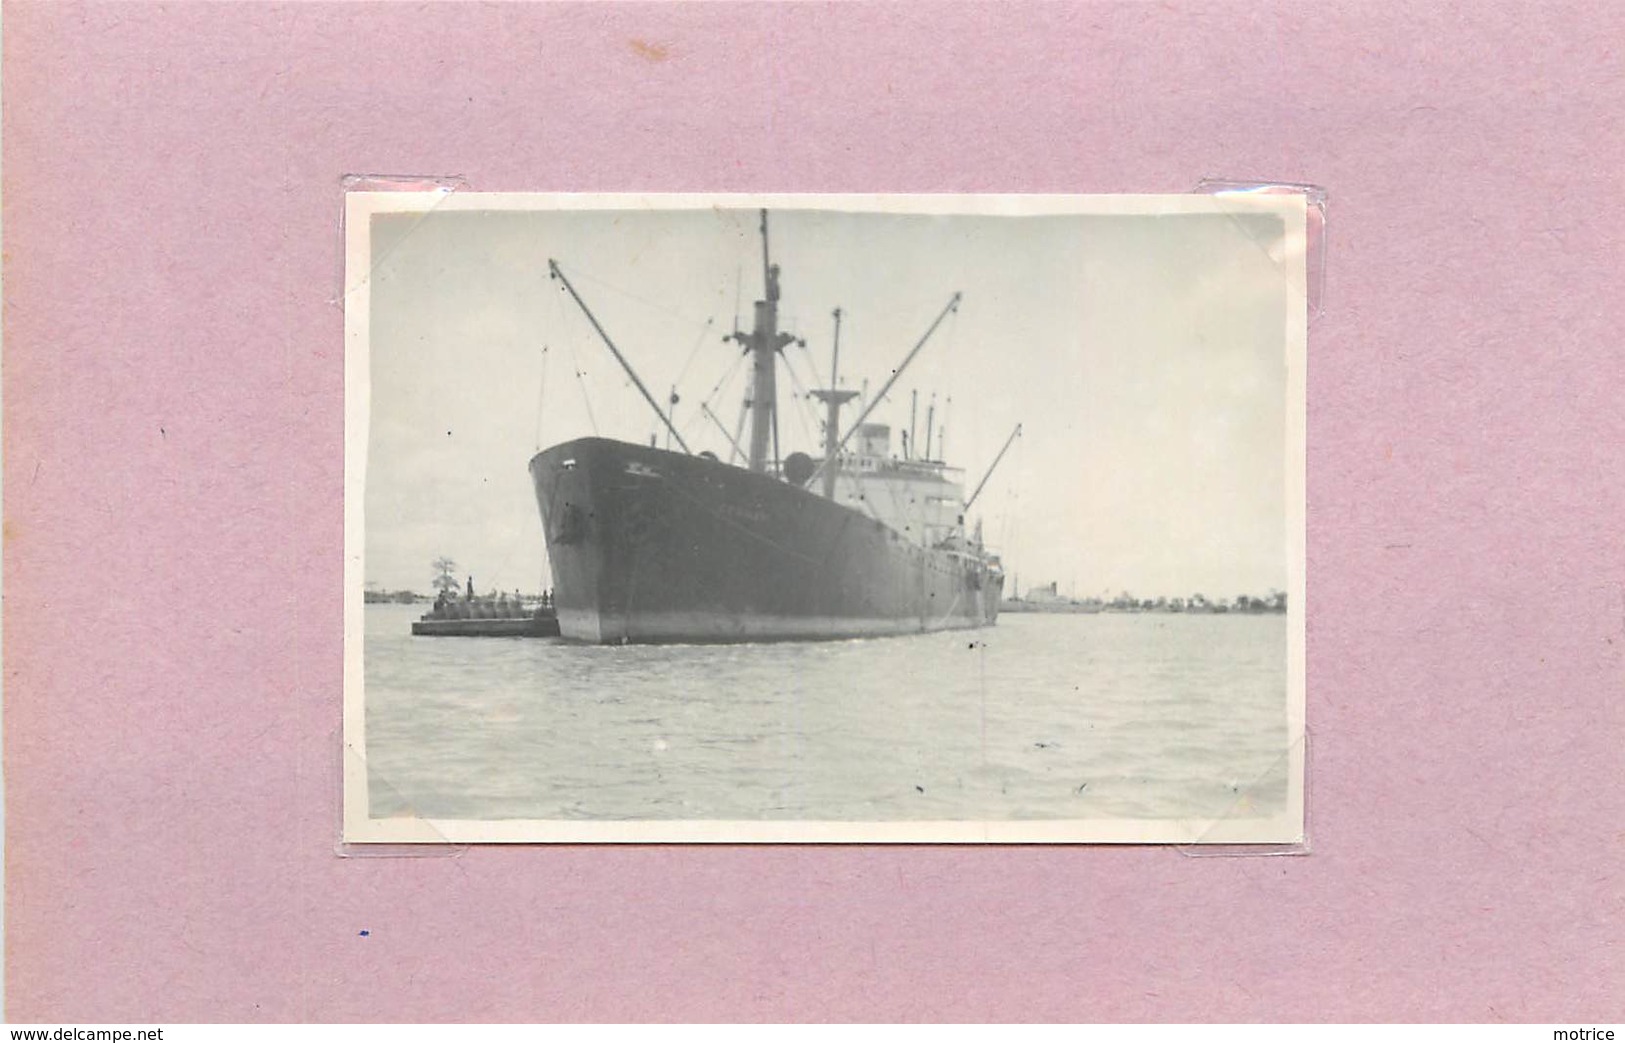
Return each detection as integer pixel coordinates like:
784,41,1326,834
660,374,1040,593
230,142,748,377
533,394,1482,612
529,438,1003,644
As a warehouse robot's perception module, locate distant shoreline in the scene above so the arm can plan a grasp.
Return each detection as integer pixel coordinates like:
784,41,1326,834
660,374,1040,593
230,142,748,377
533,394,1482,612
364,593,1287,615
363,590,430,604
1000,600,1285,616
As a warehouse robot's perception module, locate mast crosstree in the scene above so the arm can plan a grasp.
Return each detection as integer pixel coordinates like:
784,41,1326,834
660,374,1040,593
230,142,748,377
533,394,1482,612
727,210,802,473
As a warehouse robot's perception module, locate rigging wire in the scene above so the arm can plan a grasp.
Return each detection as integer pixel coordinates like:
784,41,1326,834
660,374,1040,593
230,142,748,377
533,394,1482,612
673,317,717,388
943,306,962,464
701,348,748,412
533,344,550,451
993,429,1026,563
777,351,822,453
732,261,743,333
666,318,716,448
545,270,603,437
835,295,961,440
679,349,748,444
699,402,747,463
680,380,728,442
731,394,750,466
564,333,599,436
534,273,566,450
562,261,725,338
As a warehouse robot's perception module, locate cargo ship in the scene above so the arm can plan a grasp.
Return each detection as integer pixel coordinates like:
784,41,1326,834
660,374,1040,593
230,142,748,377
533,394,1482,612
528,211,1015,644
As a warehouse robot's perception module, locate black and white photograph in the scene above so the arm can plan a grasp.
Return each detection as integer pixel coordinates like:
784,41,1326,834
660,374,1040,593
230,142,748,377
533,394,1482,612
343,193,1306,844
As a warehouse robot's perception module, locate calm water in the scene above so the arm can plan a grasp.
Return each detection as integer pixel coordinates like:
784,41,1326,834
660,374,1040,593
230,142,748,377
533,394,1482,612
364,604,1289,823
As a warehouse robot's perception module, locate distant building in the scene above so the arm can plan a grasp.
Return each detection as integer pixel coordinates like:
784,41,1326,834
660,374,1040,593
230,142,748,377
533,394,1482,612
1028,581,1066,604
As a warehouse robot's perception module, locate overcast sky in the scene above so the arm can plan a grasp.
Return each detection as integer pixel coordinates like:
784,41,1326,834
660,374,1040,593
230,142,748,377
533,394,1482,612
361,199,1296,600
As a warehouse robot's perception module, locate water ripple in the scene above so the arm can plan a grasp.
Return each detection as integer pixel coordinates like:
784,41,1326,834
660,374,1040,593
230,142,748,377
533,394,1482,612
364,605,1289,822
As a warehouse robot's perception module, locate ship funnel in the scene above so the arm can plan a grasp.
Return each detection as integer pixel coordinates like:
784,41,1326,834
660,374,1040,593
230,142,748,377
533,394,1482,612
858,423,891,457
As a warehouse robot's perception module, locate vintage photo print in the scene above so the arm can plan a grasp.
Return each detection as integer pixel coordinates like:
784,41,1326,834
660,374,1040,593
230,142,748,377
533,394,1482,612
343,192,1307,844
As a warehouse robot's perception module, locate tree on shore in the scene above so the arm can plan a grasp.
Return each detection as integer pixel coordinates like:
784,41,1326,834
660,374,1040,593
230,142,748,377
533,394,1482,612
431,557,460,595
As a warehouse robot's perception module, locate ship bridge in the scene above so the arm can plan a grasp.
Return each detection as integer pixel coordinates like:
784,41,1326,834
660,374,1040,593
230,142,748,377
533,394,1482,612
815,423,966,548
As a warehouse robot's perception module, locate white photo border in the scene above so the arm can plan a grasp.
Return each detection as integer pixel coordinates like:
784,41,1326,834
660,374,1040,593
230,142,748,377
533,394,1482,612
341,192,1308,845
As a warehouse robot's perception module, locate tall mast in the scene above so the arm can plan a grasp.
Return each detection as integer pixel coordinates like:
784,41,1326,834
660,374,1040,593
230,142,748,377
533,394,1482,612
811,308,859,499
727,210,799,472
828,305,843,388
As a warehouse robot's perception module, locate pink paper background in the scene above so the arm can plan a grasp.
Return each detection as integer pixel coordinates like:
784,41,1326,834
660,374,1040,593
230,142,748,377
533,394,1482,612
5,1,1621,1023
